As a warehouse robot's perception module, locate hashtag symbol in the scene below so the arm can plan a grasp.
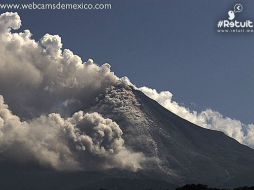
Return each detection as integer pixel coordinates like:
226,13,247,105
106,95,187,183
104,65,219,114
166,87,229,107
217,21,223,28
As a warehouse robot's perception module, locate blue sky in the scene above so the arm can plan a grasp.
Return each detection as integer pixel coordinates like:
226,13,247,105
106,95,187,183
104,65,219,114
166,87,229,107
1,0,254,123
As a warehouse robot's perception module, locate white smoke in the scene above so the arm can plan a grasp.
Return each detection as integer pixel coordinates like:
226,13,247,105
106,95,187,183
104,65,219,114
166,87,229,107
0,12,145,171
0,12,119,119
138,86,254,148
0,12,21,33
0,95,144,171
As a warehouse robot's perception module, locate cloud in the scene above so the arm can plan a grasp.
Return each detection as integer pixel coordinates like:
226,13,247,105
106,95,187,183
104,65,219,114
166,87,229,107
0,12,119,119
0,12,146,171
0,95,144,171
0,12,21,34
138,86,254,148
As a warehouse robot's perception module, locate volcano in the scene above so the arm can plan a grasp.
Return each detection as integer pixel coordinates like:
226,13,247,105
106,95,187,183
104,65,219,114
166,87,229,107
1,85,254,190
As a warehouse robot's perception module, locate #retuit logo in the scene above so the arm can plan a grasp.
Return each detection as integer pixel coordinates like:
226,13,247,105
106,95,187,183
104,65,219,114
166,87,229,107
217,3,253,33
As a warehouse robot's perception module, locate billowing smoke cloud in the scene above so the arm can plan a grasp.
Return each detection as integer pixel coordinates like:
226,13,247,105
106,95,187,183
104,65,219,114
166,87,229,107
0,12,145,171
0,12,119,119
0,95,144,171
138,86,254,148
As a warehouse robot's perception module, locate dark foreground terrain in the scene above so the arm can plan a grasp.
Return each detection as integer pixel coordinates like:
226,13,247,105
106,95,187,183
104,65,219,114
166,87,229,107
176,184,254,190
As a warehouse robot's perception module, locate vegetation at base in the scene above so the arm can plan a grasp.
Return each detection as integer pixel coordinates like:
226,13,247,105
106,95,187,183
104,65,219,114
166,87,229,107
97,184,254,190
176,184,254,190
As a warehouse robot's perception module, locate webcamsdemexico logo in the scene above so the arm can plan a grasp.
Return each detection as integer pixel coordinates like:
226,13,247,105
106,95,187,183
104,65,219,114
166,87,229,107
217,3,253,33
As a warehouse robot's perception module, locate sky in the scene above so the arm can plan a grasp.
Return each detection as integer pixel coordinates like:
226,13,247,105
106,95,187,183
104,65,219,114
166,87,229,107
1,0,254,124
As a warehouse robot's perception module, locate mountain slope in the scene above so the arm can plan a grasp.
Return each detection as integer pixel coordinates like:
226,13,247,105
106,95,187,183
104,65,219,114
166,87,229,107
89,85,254,187
0,85,254,189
